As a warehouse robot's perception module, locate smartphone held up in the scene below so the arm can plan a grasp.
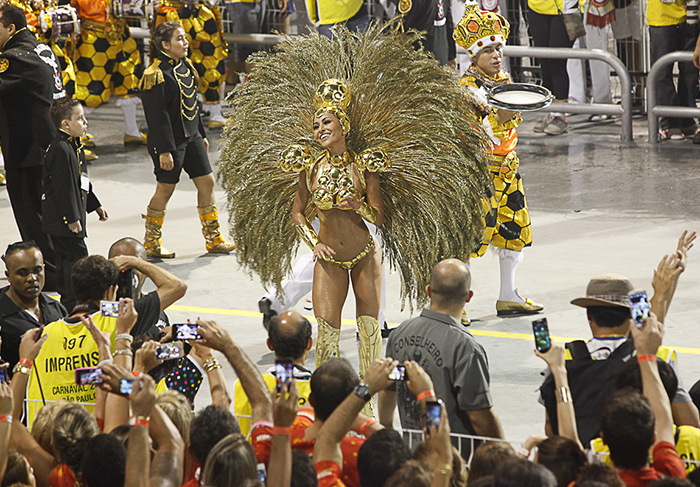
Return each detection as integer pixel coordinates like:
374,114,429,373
629,290,651,328
532,318,551,353
275,358,293,392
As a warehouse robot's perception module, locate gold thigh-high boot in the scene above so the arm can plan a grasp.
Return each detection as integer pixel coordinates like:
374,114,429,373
357,315,382,417
315,317,340,368
197,204,237,253
143,207,176,258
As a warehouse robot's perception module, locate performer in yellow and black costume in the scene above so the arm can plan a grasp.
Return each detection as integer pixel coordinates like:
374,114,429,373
71,0,146,144
454,0,543,317
219,21,491,414
154,0,228,128
140,21,235,258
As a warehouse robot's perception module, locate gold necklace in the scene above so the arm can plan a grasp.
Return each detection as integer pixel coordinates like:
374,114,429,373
327,150,350,168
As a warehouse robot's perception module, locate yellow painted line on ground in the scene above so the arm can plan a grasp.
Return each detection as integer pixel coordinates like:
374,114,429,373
167,304,700,356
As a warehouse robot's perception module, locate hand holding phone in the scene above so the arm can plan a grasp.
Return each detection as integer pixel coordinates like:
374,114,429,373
119,378,135,395
117,269,136,300
532,318,551,353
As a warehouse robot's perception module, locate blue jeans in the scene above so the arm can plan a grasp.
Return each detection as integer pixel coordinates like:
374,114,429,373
317,13,370,39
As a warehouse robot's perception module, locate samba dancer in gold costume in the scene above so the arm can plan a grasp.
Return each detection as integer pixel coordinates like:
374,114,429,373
220,22,492,412
454,0,543,317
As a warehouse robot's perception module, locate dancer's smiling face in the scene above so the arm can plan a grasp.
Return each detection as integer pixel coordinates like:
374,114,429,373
313,112,345,151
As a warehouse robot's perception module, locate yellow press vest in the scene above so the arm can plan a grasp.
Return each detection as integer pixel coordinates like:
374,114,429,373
234,372,312,437
305,0,363,25
26,312,116,426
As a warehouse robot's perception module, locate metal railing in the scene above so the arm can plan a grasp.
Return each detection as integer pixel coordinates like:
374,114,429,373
501,46,633,142
647,51,700,144
220,33,634,142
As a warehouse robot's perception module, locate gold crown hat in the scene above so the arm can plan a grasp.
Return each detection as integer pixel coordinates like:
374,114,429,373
313,78,352,134
453,0,510,58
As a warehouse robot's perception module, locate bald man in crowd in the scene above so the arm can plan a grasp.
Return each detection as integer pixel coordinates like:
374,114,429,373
108,237,187,337
378,258,504,458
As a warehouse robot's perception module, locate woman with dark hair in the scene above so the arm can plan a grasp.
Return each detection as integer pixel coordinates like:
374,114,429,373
201,433,258,487
536,436,588,487
139,21,235,259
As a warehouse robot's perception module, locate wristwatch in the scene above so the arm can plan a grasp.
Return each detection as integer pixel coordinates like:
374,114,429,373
13,362,32,376
354,383,371,402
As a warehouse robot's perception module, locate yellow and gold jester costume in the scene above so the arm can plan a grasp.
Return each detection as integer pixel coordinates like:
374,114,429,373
454,0,543,316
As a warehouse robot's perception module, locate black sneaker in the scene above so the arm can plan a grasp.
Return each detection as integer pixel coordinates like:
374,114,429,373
258,297,277,331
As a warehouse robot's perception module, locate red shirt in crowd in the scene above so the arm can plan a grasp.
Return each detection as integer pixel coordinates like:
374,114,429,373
252,409,364,487
617,441,687,487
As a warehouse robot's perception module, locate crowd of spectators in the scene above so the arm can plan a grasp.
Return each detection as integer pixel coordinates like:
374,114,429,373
0,229,697,487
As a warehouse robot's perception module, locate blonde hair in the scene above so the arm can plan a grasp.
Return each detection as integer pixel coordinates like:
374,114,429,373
51,403,99,474
156,390,193,442
31,400,70,455
201,433,257,487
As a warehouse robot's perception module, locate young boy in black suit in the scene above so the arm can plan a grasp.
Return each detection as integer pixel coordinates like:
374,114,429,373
42,97,108,310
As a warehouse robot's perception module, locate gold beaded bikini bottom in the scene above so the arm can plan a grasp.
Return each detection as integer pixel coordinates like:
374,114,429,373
323,234,374,270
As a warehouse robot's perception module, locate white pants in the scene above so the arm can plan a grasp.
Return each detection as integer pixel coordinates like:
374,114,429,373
567,25,613,104
264,220,388,326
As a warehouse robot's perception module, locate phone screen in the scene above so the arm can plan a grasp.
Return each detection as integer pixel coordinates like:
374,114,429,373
156,342,185,360
275,359,293,392
174,323,201,340
100,300,120,318
0,369,6,383
425,400,441,430
388,365,406,381
257,463,267,483
117,269,136,300
629,290,651,327
119,378,134,395
532,318,551,353
75,367,103,385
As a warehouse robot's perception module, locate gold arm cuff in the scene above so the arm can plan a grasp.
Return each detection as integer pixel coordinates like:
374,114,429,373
355,202,378,224
556,386,572,403
296,222,320,251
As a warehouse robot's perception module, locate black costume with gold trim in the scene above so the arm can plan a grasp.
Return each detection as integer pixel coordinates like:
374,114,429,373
139,50,209,180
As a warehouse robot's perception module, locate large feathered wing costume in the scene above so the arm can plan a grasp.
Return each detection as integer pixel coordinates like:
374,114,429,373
219,20,491,310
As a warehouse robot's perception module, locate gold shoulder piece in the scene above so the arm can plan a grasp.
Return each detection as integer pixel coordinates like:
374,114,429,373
356,148,390,172
278,144,312,173
0,58,9,74
140,59,164,91
458,75,477,88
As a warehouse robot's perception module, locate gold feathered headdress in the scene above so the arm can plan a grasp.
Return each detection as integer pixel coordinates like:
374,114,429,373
219,20,491,310
454,0,510,58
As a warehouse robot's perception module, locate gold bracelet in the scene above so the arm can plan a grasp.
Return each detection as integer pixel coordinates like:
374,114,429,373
556,386,572,403
205,363,223,373
115,349,133,357
355,202,378,224
295,221,320,250
438,463,453,476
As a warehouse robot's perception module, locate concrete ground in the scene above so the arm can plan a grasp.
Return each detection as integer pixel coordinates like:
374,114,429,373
1,100,699,444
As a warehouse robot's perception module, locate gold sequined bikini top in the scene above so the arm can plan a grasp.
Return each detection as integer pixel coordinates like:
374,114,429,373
308,151,365,211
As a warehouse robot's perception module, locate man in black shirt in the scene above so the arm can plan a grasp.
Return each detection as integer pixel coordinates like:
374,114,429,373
0,5,65,290
108,237,187,338
0,241,66,375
